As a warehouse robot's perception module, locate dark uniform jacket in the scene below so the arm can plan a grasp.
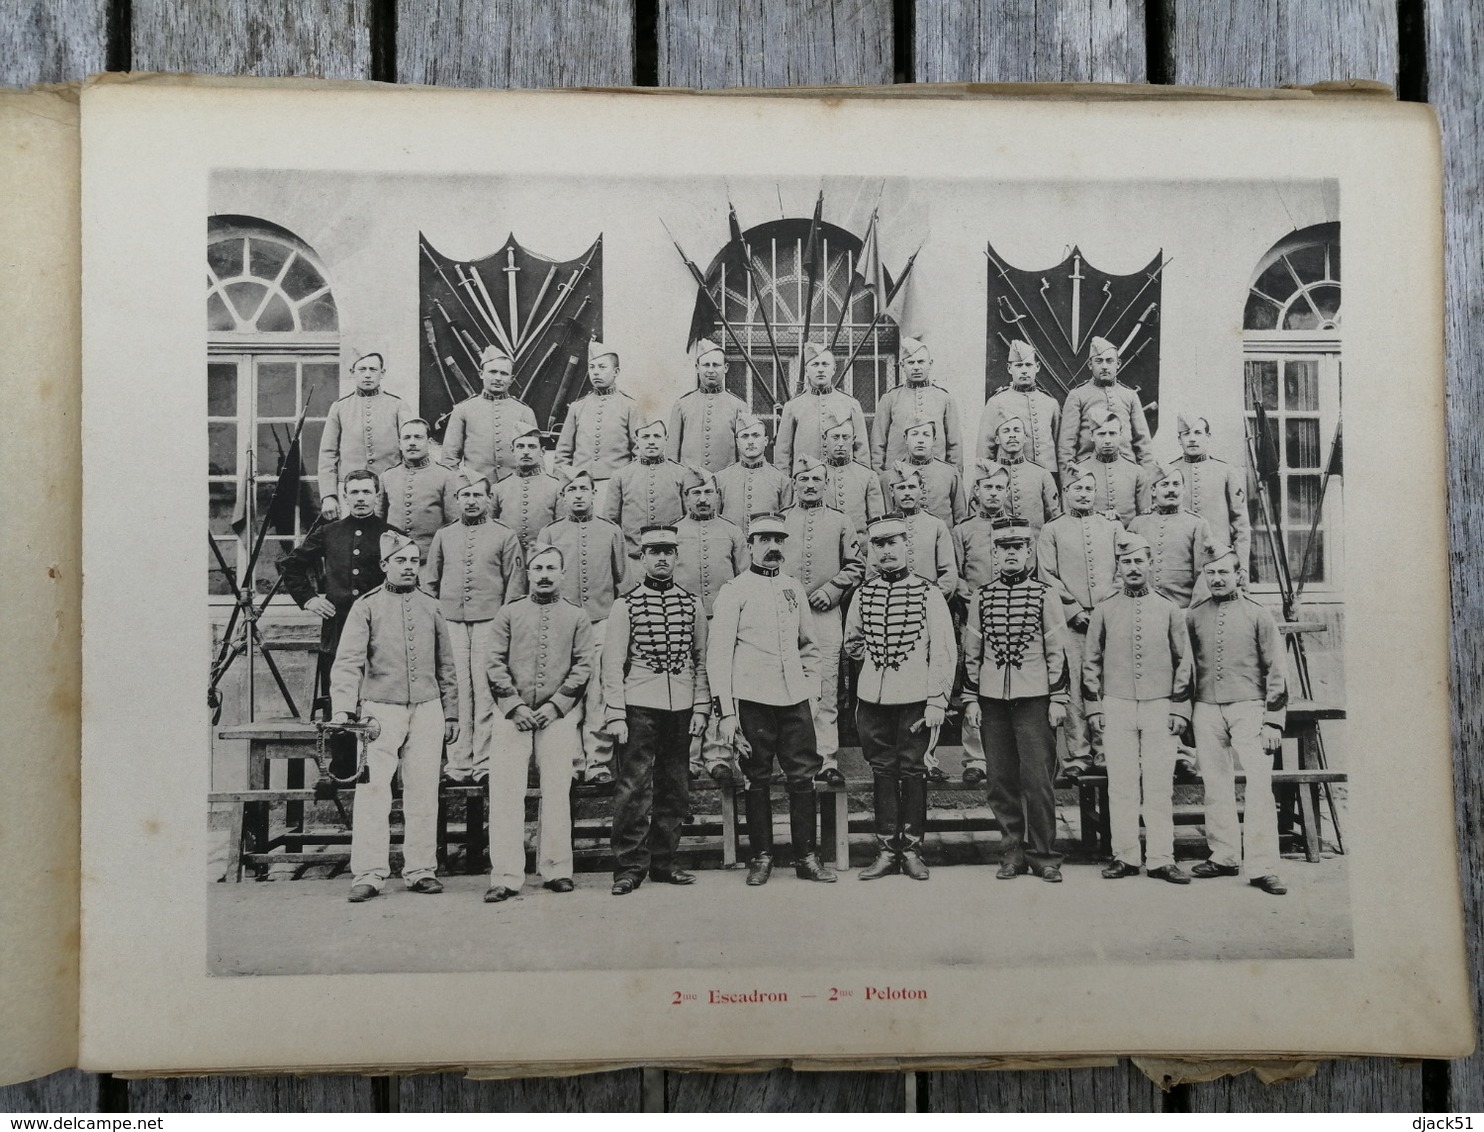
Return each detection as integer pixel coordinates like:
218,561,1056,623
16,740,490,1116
279,513,404,619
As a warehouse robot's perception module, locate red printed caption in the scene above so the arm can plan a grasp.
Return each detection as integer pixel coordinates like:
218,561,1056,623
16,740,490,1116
671,986,927,1006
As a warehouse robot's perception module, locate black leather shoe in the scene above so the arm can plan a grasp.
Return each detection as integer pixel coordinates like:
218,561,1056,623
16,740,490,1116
899,848,931,881
542,878,575,893
1191,860,1241,879
585,768,614,786
1101,859,1140,879
610,874,641,895
1147,864,1192,885
483,885,518,903
996,858,1025,880
1174,758,1200,784
745,854,773,886
347,884,378,903
1250,875,1288,895
814,767,846,787
651,868,697,885
961,766,987,786
794,852,838,883
1061,765,1084,783
408,876,444,894
1037,865,1064,883
925,765,949,783
708,764,734,785
858,847,898,880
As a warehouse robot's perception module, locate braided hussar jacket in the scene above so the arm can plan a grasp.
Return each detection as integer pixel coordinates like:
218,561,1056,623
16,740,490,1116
963,572,1071,702
844,570,956,708
603,578,711,718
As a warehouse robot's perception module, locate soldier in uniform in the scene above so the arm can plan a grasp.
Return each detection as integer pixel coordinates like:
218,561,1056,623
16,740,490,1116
1129,463,1215,608
537,468,627,787
1036,467,1122,778
422,474,526,784
492,427,564,556
1177,414,1251,572
603,420,689,560
988,416,1061,536
555,341,642,511
1185,546,1290,895
604,526,712,894
673,467,747,782
952,461,1014,785
441,344,539,484
962,516,1071,882
668,338,748,473
979,339,1060,474
708,514,836,887
1072,414,1151,527
774,342,868,471
330,531,458,902
783,456,865,786
885,419,968,527
483,544,593,902
1084,531,1195,884
379,418,461,557
876,463,957,600
317,351,413,520
1057,336,1155,478
870,336,963,472
278,469,403,716
822,410,885,540
846,516,957,881
715,413,793,521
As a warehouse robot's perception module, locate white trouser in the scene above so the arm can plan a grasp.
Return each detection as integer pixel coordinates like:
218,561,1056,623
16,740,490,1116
1194,700,1279,877
577,618,613,774
444,618,496,780
488,707,578,890
1103,696,1178,870
350,699,444,890
810,605,843,770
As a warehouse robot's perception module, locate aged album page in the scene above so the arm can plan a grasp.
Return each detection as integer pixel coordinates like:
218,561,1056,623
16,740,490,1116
0,89,82,1086
80,77,1469,1072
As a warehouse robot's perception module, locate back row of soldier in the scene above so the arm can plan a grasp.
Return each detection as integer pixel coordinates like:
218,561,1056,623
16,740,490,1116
286,331,1287,903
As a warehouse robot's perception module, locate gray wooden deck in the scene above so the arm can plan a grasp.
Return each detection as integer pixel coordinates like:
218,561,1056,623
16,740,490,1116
2,0,1475,1113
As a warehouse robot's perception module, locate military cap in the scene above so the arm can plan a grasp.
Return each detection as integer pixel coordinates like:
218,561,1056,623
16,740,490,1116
1088,336,1118,358
1150,462,1184,487
379,530,417,562
1007,339,1036,364
683,465,719,493
479,344,513,366
512,426,543,445
1177,413,1210,435
973,459,1011,486
801,341,835,365
527,542,565,568
350,349,384,367
588,339,618,363
455,471,492,495
401,417,432,434
639,525,680,550
691,337,724,362
1203,542,1240,570
746,513,789,539
991,515,1034,545
866,515,908,543
903,417,938,437
1064,466,1098,488
1115,531,1153,558
994,414,1026,436
734,413,768,437
634,419,668,439
899,335,929,360
1094,412,1125,431
792,454,827,479
887,460,924,487
822,409,855,435
557,466,595,494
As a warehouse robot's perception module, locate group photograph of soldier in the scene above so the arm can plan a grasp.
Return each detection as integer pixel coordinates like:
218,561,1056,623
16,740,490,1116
206,170,1351,973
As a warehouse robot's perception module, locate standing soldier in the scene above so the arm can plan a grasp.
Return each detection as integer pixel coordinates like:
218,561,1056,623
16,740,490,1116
987,416,1061,536
555,341,642,512
822,410,885,541
441,344,539,485
1073,415,1151,527
774,342,868,471
979,339,1060,474
715,413,792,522
1057,336,1155,478
962,516,1071,883
1129,464,1215,608
886,419,968,527
877,463,957,600
483,544,593,902
846,516,957,881
380,418,462,558
668,339,747,473
1036,467,1122,778
674,467,748,782
952,461,1013,785
1177,414,1251,573
604,526,711,894
603,420,689,560
317,350,412,521
422,474,526,784
1185,546,1290,895
709,515,835,887
279,469,402,717
537,468,627,787
783,456,865,786
331,531,458,902
871,336,963,472
1084,531,1195,884
492,427,564,557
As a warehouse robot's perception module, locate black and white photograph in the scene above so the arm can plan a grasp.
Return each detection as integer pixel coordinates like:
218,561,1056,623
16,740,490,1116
202,167,1352,976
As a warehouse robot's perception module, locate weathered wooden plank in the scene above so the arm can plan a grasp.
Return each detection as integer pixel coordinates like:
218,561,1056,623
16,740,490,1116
0,1070,102,1113
1167,0,1396,87
399,1,635,88
0,0,109,86
667,1068,904,1111
130,0,373,79
656,0,894,88
930,1063,1163,1113
915,0,1147,83
128,1074,380,1111
1428,0,1484,1110
399,1070,643,1111
1188,1059,1423,1112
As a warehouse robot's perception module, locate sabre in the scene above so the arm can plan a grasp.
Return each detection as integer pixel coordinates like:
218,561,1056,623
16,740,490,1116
502,246,522,348
433,299,481,371
1119,302,1159,356
457,326,489,370
452,263,500,341
468,265,515,356
420,237,489,337
518,239,601,361
1068,254,1084,349
1099,258,1169,345
516,340,560,402
444,354,475,399
1040,277,1073,350
993,292,1073,396
986,248,1076,376
423,317,464,411
1079,281,1114,353
544,297,595,429
520,264,557,352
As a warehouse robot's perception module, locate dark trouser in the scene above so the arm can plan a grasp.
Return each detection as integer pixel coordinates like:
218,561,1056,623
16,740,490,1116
313,606,353,718
856,699,930,848
610,706,692,878
981,695,1062,871
737,699,821,860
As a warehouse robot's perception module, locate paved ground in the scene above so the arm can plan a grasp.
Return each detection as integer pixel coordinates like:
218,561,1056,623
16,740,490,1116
209,849,1351,976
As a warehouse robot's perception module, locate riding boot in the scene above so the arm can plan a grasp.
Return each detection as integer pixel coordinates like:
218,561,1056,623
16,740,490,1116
789,789,837,882
858,773,901,880
899,775,931,880
858,836,898,880
744,783,774,886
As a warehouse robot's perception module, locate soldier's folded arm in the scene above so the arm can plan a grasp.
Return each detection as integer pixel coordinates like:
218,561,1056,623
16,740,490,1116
486,608,524,717
328,600,372,721
278,522,328,609
546,615,594,718
441,408,466,467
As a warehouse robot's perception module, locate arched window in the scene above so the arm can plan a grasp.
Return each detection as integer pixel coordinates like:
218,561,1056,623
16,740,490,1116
208,216,340,598
1242,222,1341,593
